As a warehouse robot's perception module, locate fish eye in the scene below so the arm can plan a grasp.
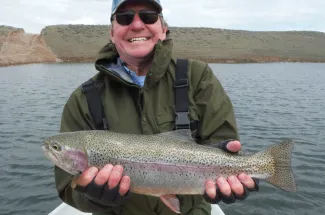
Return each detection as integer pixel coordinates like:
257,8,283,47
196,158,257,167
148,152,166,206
50,142,62,151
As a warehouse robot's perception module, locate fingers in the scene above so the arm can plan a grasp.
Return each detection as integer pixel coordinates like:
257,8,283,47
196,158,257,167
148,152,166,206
227,176,244,196
205,175,247,199
238,173,256,190
105,165,131,196
74,164,131,206
77,167,98,186
205,180,217,199
226,140,241,153
217,174,256,197
217,177,232,197
108,165,124,189
96,164,130,196
94,164,114,185
119,176,131,196
76,164,130,189
204,173,258,204
205,177,237,204
205,177,235,199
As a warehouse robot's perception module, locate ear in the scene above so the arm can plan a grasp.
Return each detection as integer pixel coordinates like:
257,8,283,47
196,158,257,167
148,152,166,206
110,27,115,43
163,25,168,34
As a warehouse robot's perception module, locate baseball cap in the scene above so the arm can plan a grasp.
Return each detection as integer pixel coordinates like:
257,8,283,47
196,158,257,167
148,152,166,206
111,0,163,15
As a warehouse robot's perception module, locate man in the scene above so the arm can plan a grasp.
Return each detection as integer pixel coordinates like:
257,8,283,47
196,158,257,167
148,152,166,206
54,0,259,214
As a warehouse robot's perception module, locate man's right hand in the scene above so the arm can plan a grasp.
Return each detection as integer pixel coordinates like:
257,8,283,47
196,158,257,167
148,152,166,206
74,164,131,206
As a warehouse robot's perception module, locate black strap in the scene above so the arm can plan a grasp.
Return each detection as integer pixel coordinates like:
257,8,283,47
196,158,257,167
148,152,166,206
82,59,199,135
174,59,190,130
174,59,199,136
81,78,108,130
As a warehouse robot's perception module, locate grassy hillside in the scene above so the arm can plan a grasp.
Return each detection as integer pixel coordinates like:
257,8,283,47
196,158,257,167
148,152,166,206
0,25,24,37
0,25,25,50
41,25,109,62
170,28,325,62
2,24,325,65
41,25,325,63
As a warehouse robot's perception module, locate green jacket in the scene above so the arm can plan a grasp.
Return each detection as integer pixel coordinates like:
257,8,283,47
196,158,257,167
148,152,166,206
55,38,240,215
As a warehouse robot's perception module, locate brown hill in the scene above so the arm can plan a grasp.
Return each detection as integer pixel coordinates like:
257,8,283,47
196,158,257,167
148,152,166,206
41,25,108,62
41,24,325,63
1,24,325,67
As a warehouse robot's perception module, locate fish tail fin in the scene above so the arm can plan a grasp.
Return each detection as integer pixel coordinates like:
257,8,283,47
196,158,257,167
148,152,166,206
263,140,296,192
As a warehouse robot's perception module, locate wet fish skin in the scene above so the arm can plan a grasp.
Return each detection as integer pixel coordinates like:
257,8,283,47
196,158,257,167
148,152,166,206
42,129,297,197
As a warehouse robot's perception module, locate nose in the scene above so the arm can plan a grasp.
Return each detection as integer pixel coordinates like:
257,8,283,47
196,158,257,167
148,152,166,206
43,140,50,149
129,13,145,30
42,140,50,151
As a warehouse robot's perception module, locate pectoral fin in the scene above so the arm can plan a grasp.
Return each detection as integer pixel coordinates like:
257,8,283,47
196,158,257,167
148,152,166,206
160,194,181,214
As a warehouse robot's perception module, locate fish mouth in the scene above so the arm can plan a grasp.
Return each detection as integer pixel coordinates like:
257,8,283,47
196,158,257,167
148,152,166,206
42,140,50,150
42,140,60,162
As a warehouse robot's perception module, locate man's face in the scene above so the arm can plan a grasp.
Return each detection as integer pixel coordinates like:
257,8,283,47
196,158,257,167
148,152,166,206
110,2,167,60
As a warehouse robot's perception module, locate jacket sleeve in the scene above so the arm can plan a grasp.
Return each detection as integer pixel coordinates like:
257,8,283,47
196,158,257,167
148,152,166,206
54,89,116,213
189,60,240,145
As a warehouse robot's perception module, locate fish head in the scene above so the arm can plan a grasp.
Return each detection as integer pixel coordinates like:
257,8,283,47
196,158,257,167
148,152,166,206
42,134,88,175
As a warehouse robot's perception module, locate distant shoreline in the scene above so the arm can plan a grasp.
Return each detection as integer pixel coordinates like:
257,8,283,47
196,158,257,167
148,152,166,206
2,59,324,68
1,25,325,67
2,56,325,68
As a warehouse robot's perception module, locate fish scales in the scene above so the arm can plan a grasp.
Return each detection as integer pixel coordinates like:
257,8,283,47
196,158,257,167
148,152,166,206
42,129,296,197
84,131,252,195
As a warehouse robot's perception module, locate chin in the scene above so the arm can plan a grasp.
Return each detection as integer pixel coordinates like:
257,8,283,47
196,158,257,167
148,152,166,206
129,48,154,58
132,53,152,59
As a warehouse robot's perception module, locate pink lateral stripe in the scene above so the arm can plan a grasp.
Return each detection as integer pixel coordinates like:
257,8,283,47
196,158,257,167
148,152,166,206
113,158,221,174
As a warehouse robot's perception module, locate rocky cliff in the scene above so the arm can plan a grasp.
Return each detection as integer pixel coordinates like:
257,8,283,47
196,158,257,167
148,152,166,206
0,26,57,67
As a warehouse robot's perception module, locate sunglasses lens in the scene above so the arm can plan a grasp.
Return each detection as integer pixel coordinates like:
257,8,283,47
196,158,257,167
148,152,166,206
114,11,159,25
139,12,159,24
116,12,134,25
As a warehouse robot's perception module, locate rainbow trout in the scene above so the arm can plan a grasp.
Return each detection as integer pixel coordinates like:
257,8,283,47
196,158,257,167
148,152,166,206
42,129,296,213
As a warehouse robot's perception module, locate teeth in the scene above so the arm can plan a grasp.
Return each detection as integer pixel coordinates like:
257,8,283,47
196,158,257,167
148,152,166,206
129,37,148,42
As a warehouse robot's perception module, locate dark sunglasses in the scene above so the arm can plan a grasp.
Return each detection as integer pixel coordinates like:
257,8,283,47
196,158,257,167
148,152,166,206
111,10,162,26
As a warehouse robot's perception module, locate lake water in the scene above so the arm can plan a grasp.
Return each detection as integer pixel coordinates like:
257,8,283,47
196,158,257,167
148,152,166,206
0,63,324,215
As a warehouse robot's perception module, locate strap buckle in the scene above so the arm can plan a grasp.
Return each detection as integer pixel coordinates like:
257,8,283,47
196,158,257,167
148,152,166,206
175,112,190,129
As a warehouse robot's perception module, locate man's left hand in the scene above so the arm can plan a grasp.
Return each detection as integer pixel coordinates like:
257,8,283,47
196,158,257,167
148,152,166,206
204,140,259,204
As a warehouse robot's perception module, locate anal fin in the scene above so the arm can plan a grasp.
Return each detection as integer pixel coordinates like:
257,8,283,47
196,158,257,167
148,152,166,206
160,194,181,214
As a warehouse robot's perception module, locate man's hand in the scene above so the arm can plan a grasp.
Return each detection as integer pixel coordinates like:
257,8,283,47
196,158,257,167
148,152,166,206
204,140,259,204
74,164,131,206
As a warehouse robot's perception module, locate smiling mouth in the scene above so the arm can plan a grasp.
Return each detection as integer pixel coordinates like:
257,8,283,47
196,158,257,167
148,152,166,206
128,37,149,42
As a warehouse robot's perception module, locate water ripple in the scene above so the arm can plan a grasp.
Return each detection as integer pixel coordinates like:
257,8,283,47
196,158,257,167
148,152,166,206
1,63,325,215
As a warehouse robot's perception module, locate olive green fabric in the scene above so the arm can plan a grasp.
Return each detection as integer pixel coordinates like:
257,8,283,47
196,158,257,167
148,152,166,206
54,38,240,215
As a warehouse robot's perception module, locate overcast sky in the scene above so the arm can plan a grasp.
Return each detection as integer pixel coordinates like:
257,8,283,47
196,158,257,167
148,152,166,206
2,0,325,33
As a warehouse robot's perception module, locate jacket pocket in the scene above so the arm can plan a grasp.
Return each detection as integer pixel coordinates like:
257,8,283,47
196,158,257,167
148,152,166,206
156,108,175,132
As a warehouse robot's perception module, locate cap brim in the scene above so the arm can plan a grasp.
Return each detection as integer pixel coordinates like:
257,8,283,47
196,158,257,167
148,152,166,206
111,0,163,15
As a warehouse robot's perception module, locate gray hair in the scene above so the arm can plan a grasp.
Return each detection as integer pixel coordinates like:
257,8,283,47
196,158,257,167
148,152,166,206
161,17,169,29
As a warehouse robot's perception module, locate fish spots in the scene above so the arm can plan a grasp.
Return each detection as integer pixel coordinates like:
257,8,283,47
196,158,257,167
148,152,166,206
44,130,284,195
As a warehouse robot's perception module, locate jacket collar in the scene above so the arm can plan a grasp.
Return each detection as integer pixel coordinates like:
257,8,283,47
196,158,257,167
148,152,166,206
95,38,173,89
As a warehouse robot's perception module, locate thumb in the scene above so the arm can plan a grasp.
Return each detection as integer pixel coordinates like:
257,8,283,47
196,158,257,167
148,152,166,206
208,139,241,154
226,140,241,153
